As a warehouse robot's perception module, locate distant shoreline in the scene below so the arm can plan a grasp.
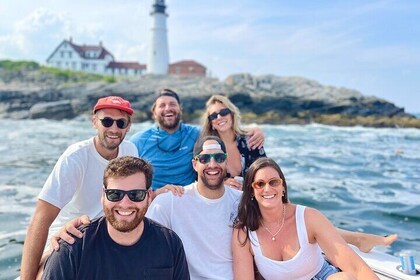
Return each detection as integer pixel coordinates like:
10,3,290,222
1,60,419,128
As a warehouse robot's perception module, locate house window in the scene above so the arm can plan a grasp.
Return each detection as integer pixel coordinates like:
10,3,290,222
92,64,97,71
69,52,72,58
60,51,64,58
189,66,194,72
72,62,76,69
175,66,181,74
57,62,61,67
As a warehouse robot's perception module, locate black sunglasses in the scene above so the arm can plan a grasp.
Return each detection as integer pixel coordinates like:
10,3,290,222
99,117,130,129
208,108,232,121
104,189,148,202
194,153,227,164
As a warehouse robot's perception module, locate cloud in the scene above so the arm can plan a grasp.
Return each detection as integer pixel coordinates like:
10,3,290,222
0,8,70,61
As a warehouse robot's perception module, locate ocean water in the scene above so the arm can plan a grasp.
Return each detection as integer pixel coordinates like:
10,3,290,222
0,119,419,279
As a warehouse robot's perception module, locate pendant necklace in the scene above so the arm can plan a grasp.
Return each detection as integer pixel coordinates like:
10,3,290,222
263,204,286,241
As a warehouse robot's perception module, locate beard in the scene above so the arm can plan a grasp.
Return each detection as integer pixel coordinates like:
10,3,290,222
98,131,126,150
156,111,181,131
200,168,226,191
104,204,148,233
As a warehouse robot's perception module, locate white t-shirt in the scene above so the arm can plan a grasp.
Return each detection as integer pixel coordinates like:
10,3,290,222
38,137,138,243
146,182,242,280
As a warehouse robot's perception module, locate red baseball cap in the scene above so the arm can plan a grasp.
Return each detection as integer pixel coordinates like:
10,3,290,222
93,96,133,115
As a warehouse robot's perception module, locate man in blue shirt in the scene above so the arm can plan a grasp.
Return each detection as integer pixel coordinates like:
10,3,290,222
130,89,264,190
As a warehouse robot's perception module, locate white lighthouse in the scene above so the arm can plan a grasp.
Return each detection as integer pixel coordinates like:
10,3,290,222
147,0,169,75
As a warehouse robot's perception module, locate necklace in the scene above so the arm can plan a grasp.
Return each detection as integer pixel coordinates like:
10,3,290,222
263,204,286,241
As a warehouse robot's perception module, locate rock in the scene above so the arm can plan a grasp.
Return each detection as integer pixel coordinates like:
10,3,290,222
0,69,418,127
29,100,76,119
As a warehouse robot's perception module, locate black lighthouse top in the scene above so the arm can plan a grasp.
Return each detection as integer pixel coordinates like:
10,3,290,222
151,0,166,14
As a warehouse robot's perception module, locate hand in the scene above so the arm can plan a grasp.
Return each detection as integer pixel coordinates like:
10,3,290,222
51,215,90,251
225,177,243,191
246,126,265,149
153,184,185,199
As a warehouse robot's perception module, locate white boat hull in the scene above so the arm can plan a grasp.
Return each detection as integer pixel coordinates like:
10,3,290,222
353,246,419,280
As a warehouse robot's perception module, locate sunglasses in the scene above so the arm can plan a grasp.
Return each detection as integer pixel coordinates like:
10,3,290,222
194,153,227,164
104,189,148,202
251,178,283,189
208,108,232,121
99,117,130,129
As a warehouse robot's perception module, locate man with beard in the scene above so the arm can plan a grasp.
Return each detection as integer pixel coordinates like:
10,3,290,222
20,96,138,280
42,156,190,279
130,89,264,190
146,135,242,280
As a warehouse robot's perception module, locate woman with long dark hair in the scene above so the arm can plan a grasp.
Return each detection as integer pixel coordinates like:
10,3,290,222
233,158,379,280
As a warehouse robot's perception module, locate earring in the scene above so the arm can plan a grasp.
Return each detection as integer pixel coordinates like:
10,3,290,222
282,191,285,197
251,196,254,201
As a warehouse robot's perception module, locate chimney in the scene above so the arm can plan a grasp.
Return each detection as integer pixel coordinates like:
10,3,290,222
69,36,73,43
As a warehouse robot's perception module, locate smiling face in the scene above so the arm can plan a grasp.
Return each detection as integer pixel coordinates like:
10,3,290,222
252,166,285,209
103,172,151,233
208,102,233,134
93,108,131,152
193,139,227,191
153,96,182,132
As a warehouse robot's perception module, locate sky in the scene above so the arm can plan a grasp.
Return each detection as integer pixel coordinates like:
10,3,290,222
1,0,419,113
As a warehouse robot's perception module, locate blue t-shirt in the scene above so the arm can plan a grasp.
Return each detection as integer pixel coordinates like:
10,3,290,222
130,123,200,190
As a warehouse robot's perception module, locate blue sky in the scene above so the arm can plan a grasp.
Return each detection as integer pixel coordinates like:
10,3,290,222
1,0,419,113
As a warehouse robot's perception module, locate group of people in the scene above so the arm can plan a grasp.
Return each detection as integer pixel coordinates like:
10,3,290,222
20,91,397,279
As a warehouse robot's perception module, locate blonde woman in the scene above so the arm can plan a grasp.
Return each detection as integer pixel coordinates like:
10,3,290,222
200,95,266,190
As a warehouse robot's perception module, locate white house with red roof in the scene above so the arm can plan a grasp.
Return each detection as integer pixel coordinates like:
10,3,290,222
47,38,206,77
46,38,146,76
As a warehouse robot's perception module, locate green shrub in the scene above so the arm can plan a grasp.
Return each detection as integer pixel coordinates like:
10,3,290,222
103,76,116,83
39,66,104,82
0,60,40,71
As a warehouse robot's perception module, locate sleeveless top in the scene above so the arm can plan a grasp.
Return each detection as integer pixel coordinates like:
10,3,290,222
249,205,324,280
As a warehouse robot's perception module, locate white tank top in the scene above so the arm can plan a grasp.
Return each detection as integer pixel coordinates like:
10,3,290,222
249,205,324,280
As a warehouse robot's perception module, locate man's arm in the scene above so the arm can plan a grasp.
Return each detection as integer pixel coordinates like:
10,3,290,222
245,126,264,149
152,184,184,200
20,200,60,280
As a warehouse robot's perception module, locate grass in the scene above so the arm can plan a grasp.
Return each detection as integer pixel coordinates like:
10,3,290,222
0,60,40,71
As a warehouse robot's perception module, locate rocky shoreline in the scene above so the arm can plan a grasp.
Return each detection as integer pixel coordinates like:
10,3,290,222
0,67,418,128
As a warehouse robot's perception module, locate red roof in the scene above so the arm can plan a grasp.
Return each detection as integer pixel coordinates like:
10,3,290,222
169,60,206,68
107,62,146,69
69,41,114,60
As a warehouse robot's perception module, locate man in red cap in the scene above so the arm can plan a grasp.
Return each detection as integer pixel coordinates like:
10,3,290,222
20,96,138,280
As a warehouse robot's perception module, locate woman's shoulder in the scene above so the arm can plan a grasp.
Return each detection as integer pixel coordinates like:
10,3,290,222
298,205,323,218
